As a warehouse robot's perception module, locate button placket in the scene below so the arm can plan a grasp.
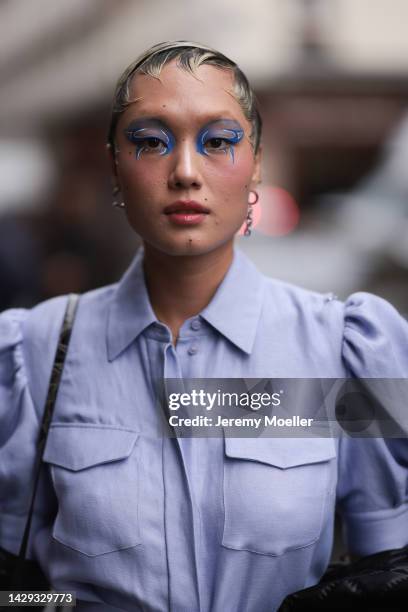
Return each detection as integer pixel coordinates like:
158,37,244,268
162,343,202,610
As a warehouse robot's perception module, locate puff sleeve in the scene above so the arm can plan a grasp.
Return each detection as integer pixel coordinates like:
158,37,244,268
0,309,49,555
336,292,408,556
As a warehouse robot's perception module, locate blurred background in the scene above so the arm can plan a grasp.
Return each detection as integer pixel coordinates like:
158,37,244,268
0,0,407,316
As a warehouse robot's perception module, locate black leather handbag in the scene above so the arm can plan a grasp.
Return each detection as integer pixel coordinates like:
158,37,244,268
0,294,79,606
278,545,408,611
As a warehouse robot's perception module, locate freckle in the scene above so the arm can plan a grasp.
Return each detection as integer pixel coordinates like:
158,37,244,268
162,104,166,108
204,198,208,201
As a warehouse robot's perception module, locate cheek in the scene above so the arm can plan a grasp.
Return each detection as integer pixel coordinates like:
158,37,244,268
206,153,254,198
231,149,256,181
118,155,167,197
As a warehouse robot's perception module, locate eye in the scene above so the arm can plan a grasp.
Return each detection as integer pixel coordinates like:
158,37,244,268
125,126,172,158
208,138,224,148
134,136,168,157
204,137,230,152
144,137,162,149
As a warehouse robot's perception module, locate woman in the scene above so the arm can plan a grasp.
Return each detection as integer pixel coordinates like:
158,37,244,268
0,41,407,612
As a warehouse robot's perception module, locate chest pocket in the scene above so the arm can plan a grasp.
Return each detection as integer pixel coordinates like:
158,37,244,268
43,424,140,557
222,437,337,556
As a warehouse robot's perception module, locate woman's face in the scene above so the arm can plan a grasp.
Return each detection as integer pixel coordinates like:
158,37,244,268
112,60,261,257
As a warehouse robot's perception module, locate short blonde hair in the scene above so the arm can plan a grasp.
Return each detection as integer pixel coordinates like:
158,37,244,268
107,40,262,154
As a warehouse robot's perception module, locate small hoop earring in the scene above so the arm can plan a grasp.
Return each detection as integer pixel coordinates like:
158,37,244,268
112,186,125,209
248,190,259,205
244,204,253,237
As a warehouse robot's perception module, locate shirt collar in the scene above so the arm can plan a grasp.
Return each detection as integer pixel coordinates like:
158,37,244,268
107,246,266,361
107,248,156,361
200,248,265,354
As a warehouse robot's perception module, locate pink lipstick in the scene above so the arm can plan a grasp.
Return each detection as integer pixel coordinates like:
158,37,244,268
164,201,210,226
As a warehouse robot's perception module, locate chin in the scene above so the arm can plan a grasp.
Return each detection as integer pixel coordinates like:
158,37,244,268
145,234,232,258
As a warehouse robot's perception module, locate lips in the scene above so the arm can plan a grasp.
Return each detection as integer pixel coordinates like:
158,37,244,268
164,201,210,214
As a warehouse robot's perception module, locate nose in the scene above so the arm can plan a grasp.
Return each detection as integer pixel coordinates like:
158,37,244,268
167,141,202,190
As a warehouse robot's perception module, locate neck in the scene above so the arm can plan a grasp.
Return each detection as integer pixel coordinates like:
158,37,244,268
142,241,234,338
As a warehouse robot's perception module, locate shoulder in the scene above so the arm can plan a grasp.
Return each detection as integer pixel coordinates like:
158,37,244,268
0,308,30,401
262,275,407,334
261,275,344,333
260,277,408,376
27,283,116,341
262,276,337,308
0,282,117,413
0,307,28,352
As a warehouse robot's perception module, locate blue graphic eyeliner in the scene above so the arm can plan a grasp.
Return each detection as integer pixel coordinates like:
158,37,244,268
197,120,244,163
124,118,243,162
125,119,175,159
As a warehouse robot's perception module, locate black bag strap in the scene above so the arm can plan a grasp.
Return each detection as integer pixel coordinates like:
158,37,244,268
13,293,79,583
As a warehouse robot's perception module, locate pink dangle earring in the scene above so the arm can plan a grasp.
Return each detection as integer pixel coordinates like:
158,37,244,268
244,190,259,236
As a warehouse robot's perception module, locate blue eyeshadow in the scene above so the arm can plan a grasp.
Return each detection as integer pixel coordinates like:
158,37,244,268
125,119,175,158
124,117,244,162
197,120,244,163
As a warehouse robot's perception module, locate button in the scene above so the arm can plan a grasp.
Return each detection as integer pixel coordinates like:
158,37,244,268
188,345,198,356
190,318,201,331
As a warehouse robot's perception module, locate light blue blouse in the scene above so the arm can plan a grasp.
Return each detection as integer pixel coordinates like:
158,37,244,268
0,247,407,612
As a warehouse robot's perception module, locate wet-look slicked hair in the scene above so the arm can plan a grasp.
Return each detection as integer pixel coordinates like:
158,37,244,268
107,40,262,154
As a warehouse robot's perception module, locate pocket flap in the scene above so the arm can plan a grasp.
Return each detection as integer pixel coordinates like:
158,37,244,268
43,424,139,471
224,436,336,468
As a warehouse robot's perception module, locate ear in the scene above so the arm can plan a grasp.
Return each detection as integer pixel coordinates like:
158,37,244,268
106,143,121,190
250,144,262,189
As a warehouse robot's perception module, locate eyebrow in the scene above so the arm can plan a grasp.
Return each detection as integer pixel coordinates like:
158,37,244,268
124,116,244,131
